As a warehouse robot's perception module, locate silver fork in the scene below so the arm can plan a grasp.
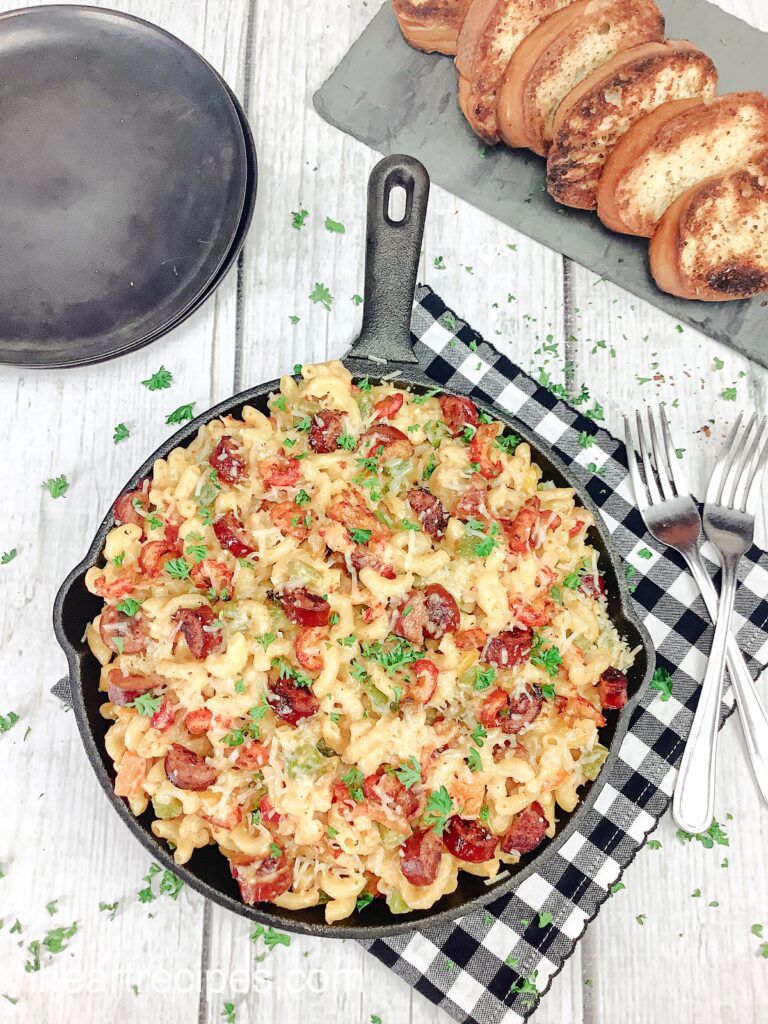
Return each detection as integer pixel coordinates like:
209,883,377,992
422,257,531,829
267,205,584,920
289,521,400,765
624,408,768,832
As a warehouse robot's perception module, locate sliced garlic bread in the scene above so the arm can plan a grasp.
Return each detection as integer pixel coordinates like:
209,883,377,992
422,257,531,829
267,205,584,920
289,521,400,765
393,0,476,55
456,0,575,144
650,157,768,301
497,0,664,155
597,92,768,236
546,41,717,209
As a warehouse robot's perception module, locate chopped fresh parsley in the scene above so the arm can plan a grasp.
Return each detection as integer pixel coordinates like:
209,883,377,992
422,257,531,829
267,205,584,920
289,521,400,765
530,637,562,678
541,683,556,700
342,767,364,802
394,756,422,790
1,549,17,565
338,431,356,451
494,433,520,454
422,452,437,481
131,693,162,717
99,901,119,921
42,475,69,499
647,840,662,851
116,597,142,617
610,882,625,895
309,282,333,311
142,365,173,390
400,519,420,531
113,423,130,444
638,547,653,559
538,911,553,928
164,557,191,580
650,667,673,702
578,431,594,449
676,818,729,849
424,786,453,834
356,890,374,912
222,1003,236,1024
165,403,195,425
271,658,312,689
471,665,496,692
325,217,345,234
468,748,483,773
269,842,282,858
721,387,737,401
350,528,371,544
291,208,309,230
470,722,487,747
185,544,207,564
250,923,291,958
361,636,422,675
0,711,19,734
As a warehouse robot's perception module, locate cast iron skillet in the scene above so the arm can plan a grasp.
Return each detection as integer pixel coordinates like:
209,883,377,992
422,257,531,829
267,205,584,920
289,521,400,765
54,154,654,939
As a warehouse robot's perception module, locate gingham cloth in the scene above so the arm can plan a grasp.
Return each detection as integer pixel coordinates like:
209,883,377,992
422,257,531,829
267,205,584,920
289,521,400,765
358,286,768,1024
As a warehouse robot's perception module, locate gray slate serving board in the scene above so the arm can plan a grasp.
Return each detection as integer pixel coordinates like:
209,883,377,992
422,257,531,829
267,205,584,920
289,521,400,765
314,0,768,366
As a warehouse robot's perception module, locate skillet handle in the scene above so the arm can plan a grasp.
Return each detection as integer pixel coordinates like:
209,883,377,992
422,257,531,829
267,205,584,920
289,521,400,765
347,154,430,365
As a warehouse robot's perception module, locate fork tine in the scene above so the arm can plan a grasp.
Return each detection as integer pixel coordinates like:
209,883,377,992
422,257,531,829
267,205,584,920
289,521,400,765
635,410,663,505
739,417,768,513
721,413,757,507
646,408,676,500
623,415,650,511
706,413,745,505
659,405,689,497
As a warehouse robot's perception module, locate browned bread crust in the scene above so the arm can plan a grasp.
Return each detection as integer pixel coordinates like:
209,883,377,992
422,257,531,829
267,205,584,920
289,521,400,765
497,0,664,155
597,92,768,236
650,156,768,301
456,0,575,144
393,0,476,55
546,41,717,209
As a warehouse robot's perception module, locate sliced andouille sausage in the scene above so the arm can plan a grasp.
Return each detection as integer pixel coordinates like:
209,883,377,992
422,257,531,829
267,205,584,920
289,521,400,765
99,605,149,655
400,827,443,886
482,628,532,669
230,853,293,903
500,801,548,855
165,743,217,791
443,815,498,862
309,409,345,453
209,435,247,484
106,669,156,707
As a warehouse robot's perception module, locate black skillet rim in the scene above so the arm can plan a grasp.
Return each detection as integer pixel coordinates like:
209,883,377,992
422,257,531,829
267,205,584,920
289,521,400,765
53,361,655,940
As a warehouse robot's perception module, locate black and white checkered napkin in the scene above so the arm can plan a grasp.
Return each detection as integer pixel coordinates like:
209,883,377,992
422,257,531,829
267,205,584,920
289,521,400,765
358,286,768,1024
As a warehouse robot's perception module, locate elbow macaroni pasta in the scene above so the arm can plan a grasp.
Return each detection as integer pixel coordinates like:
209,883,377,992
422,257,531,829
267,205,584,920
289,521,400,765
87,362,634,922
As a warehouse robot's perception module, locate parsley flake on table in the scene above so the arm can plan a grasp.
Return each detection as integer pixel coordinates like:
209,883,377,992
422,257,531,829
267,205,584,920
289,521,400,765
1,549,17,565
250,923,292,957
309,281,333,311
647,839,662,850
610,881,625,895
424,786,453,834
142,365,173,390
538,911,553,928
291,208,309,230
113,422,130,444
165,402,196,425
137,864,183,903
650,667,673,702
45,900,58,917
636,914,647,925
371,1017,382,1024
433,256,446,270
42,475,69,499
325,216,345,234
676,818,729,849
721,387,737,401
99,901,119,921
0,711,19,735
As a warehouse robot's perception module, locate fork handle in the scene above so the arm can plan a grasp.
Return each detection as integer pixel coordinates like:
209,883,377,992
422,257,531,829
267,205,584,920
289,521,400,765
673,553,739,834
685,548,768,807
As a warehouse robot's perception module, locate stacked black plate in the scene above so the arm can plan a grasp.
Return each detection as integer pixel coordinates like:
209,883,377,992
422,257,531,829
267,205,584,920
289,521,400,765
0,5,256,368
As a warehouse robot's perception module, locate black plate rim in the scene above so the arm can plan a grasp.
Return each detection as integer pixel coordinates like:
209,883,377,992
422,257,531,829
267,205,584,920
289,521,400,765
0,3,249,368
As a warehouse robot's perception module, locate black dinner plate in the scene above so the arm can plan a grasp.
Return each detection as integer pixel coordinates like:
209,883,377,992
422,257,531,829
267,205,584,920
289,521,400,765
0,5,248,368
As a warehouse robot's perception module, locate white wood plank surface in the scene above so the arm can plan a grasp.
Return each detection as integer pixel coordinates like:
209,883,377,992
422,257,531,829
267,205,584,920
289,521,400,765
0,0,766,1021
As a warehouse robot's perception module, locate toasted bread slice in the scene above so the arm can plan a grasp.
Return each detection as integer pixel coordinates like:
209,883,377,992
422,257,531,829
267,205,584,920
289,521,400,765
597,92,768,237
497,0,664,155
456,0,575,144
393,0,476,55
650,156,768,301
546,41,717,209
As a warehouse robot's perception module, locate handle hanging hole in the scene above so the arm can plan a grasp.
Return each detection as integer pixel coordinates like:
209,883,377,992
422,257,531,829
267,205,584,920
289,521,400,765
387,184,408,224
